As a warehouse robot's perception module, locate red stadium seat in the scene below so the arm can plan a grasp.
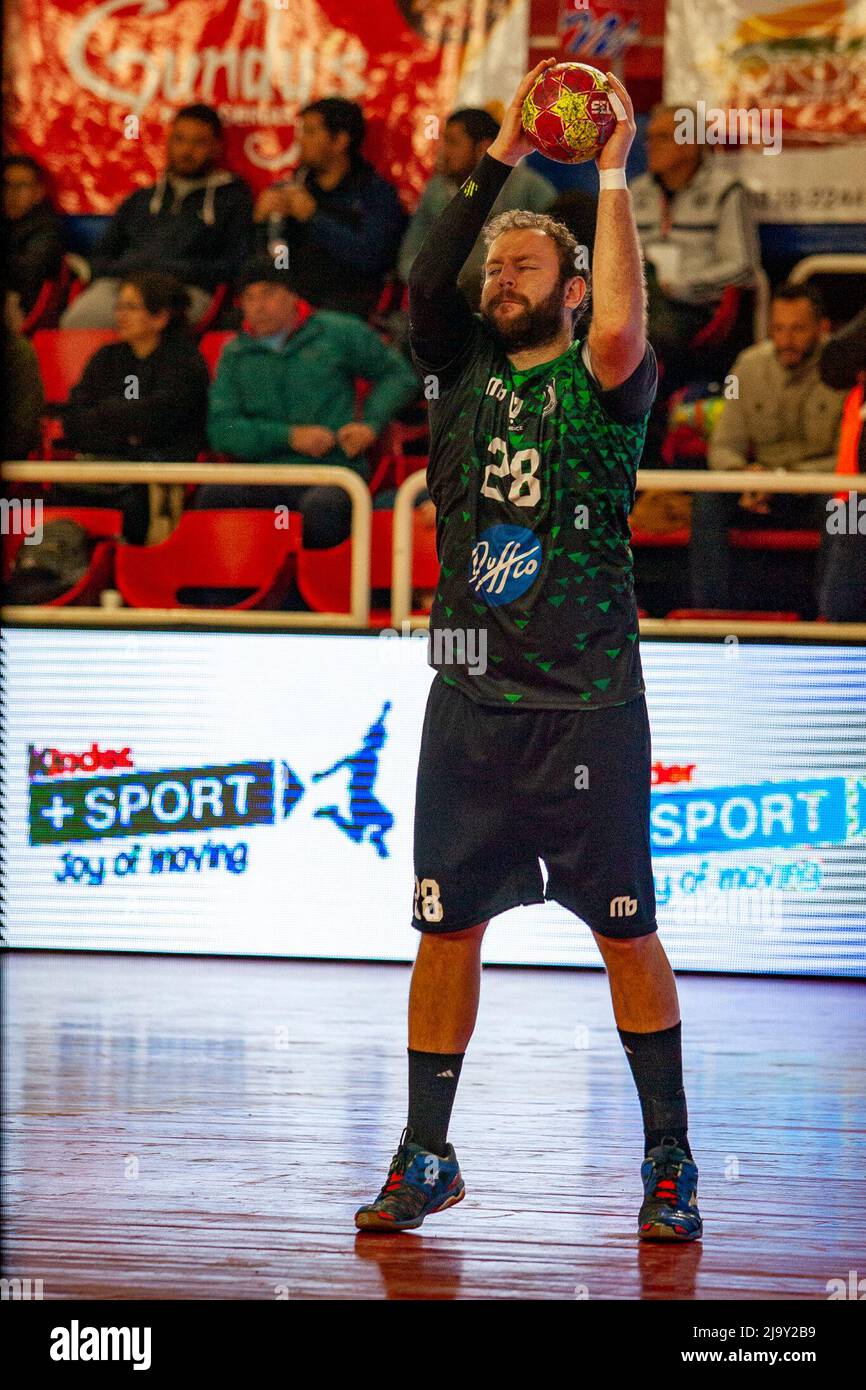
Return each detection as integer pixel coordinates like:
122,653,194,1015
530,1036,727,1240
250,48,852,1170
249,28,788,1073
379,410,430,457
728,528,821,551
666,609,801,621
20,280,56,335
114,509,302,610
296,508,439,626
369,274,405,323
199,330,237,377
630,528,821,553
356,380,430,479
629,527,690,547
31,417,84,461
192,283,229,335
65,276,85,309
368,453,428,495
2,505,123,605
32,328,118,407
20,258,74,335
689,285,743,350
19,255,81,333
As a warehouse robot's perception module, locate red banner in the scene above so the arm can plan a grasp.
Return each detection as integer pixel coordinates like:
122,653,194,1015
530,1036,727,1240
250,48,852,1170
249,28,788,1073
2,0,522,214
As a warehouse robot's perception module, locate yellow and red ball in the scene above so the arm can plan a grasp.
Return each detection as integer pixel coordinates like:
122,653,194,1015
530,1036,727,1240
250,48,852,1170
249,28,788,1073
521,63,618,164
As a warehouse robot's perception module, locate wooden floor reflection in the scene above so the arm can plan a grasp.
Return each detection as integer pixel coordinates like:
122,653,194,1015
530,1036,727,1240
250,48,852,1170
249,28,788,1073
2,952,864,1300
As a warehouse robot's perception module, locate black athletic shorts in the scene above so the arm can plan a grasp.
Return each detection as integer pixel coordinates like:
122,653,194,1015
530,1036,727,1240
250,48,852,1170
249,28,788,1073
411,675,657,939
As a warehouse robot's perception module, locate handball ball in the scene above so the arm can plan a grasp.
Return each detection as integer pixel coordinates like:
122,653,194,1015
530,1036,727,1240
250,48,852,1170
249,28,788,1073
521,63,618,164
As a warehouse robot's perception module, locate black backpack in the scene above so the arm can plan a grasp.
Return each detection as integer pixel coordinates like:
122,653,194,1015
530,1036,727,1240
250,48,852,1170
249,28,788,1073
5,518,90,604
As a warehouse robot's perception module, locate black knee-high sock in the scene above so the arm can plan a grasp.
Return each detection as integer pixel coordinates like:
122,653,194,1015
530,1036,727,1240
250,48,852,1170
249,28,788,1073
617,1021,692,1160
407,1048,464,1157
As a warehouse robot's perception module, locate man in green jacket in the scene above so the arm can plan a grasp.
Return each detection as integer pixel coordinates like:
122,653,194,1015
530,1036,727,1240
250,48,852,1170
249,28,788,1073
194,255,423,546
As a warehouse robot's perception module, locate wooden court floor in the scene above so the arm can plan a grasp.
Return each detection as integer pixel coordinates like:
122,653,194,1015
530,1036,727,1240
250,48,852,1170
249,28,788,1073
2,951,864,1300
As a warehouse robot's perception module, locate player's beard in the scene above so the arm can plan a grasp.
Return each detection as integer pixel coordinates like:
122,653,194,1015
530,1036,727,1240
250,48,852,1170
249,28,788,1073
482,281,567,352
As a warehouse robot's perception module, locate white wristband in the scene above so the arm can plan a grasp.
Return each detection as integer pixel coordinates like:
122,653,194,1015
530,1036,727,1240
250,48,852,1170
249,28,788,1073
598,167,628,190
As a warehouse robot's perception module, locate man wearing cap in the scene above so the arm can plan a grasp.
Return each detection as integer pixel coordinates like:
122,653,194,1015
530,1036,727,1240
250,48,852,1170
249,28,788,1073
192,255,424,548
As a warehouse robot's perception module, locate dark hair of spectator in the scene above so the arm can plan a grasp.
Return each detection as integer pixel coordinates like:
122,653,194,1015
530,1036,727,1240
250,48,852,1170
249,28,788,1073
172,104,223,138
119,272,192,332
237,255,298,294
772,280,826,318
300,97,366,160
447,108,501,145
548,188,598,263
2,153,46,181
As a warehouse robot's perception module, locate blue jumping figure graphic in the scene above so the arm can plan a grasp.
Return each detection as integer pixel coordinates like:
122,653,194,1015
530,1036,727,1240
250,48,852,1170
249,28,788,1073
311,702,394,858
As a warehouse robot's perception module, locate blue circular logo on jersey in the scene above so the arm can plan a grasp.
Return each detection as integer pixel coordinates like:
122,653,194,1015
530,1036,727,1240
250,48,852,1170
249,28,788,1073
469,525,542,607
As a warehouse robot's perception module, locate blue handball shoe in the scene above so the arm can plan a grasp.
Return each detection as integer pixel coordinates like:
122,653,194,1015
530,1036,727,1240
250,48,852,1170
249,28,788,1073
355,1125,465,1232
638,1137,703,1241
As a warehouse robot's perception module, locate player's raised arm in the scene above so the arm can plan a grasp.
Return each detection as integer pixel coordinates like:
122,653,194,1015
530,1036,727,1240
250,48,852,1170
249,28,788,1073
586,73,648,391
407,59,557,371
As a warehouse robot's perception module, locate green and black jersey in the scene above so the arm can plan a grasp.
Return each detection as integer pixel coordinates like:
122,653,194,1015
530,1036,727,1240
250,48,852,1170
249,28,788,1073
408,151,657,710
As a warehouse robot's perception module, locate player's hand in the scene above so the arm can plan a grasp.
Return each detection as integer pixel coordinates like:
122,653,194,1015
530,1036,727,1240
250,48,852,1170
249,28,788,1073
487,57,557,168
336,422,377,458
596,71,636,171
290,425,336,457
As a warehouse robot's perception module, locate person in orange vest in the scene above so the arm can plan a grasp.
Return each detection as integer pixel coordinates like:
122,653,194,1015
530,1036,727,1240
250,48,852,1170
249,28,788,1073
818,304,866,621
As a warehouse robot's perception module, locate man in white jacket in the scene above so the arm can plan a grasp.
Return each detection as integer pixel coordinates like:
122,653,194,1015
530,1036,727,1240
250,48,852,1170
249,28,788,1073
630,103,762,363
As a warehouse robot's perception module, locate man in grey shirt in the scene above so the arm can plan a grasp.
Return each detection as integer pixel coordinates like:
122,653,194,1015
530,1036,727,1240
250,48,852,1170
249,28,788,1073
689,281,847,608
398,107,556,311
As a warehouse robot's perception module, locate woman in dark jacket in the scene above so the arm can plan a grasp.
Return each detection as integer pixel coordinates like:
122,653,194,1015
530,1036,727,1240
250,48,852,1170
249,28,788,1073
54,270,210,542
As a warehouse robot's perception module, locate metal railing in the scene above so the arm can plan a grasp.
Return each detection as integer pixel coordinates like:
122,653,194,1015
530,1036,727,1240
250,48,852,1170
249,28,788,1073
789,254,866,285
392,468,866,639
1,461,371,629
3,460,866,640
392,467,432,628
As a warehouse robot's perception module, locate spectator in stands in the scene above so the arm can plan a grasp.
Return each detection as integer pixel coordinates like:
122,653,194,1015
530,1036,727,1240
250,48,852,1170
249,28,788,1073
253,98,406,320
817,303,866,621
52,272,210,543
547,187,597,264
3,289,44,458
192,255,427,548
3,154,64,317
60,105,253,330
688,281,846,609
630,104,761,376
398,108,556,311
